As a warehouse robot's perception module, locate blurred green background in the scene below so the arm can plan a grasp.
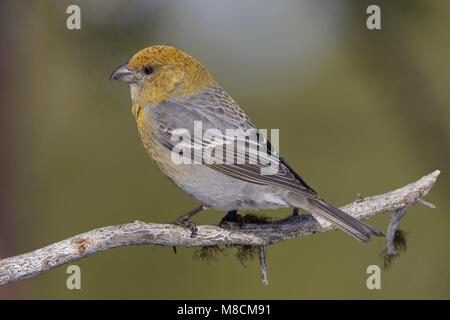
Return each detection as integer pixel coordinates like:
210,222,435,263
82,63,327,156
0,0,448,299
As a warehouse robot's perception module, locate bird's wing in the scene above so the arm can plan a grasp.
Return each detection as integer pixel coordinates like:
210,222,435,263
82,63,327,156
150,82,319,200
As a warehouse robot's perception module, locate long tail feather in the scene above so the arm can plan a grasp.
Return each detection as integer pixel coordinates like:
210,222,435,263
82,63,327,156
307,199,384,242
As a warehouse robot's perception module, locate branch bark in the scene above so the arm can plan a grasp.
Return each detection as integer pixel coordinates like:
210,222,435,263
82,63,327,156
0,170,440,286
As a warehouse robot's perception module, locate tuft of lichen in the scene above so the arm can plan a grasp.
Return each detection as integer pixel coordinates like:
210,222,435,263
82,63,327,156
382,253,395,270
393,229,408,253
192,212,269,267
381,229,408,270
234,245,258,267
193,246,225,263
192,244,260,268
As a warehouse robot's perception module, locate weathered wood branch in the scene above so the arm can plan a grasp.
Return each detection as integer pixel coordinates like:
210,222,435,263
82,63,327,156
0,170,440,286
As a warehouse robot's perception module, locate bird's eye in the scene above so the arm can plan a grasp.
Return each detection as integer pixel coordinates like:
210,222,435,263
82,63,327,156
144,66,153,75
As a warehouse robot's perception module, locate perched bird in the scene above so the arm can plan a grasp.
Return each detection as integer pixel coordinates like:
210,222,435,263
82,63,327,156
110,45,383,242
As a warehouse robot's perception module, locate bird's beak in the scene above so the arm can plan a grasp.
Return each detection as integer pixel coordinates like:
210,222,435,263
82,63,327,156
110,62,134,83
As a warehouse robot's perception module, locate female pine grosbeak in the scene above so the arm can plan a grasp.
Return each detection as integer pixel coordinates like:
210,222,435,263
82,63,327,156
111,45,383,242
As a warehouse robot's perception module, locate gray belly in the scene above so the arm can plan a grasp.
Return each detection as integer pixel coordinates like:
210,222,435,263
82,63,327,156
171,163,290,211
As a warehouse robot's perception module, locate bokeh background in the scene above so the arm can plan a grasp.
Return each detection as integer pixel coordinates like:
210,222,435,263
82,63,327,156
0,0,449,299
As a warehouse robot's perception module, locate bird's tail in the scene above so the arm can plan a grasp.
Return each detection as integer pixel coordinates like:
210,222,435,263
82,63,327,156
290,195,384,242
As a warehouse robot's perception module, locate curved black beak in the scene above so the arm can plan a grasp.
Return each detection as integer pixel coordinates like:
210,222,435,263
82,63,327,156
110,62,134,83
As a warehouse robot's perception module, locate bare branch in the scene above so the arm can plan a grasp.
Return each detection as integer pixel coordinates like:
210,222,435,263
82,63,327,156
258,246,269,286
0,170,440,286
417,198,435,209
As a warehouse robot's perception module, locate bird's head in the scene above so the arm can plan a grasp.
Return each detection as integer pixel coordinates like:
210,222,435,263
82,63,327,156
110,45,213,105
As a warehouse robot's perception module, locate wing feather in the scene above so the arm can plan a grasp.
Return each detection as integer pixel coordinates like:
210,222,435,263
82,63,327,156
151,82,318,199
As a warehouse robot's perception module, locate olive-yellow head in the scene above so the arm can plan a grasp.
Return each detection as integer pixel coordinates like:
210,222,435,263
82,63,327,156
110,45,213,105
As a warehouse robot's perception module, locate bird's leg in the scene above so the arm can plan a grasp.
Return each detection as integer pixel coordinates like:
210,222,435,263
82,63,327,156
219,210,243,228
292,208,299,216
172,205,204,238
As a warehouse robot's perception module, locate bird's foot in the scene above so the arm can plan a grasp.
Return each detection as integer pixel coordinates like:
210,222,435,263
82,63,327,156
172,217,198,238
219,210,243,228
292,208,299,216
171,205,203,238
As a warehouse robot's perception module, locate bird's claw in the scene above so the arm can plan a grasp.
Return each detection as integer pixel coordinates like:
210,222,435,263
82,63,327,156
173,218,198,238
